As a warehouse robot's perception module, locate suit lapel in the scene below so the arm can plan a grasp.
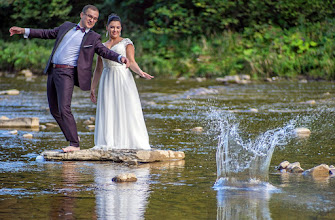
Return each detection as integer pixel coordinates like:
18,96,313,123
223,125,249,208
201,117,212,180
54,23,76,51
80,30,92,48
44,23,77,73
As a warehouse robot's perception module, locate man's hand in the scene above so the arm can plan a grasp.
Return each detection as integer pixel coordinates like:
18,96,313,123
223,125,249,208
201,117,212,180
9,26,25,36
121,57,130,68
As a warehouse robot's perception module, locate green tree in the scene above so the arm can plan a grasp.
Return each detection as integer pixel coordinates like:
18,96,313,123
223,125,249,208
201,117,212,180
11,0,72,28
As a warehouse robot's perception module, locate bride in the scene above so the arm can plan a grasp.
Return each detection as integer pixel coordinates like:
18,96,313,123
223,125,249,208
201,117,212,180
90,13,154,150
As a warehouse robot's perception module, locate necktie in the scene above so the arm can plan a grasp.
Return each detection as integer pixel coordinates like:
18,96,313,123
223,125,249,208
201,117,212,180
76,25,85,33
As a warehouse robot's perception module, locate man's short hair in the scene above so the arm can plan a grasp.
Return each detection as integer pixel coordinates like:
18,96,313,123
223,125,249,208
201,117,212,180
82,5,99,13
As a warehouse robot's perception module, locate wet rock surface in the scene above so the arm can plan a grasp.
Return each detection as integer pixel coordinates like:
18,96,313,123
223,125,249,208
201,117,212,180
277,161,334,177
0,117,39,128
41,149,185,164
112,173,137,182
294,127,311,138
216,74,251,84
0,89,20,95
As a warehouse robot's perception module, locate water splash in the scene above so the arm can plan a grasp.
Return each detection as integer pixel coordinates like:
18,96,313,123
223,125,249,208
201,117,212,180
207,108,297,186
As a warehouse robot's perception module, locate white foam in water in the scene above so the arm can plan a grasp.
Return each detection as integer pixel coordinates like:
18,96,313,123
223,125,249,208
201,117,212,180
213,177,281,193
207,108,297,189
35,155,45,162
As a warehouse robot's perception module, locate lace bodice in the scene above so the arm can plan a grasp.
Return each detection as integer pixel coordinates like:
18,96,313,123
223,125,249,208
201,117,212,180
102,38,134,67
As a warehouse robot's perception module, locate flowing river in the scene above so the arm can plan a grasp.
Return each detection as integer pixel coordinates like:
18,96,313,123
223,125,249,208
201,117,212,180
1,75,335,219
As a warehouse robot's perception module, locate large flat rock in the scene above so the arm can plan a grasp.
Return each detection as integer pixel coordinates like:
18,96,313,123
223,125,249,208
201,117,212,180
41,149,185,164
0,117,39,128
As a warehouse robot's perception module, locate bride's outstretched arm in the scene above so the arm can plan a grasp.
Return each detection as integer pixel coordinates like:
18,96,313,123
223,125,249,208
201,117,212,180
126,44,154,79
90,56,103,104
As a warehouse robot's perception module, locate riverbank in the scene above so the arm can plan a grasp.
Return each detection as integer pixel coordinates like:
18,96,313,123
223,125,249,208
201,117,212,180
1,19,335,80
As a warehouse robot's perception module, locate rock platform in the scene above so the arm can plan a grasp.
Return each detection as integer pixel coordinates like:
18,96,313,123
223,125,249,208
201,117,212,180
41,149,185,164
0,117,39,128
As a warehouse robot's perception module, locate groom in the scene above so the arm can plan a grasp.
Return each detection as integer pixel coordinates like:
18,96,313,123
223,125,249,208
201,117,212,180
9,5,129,152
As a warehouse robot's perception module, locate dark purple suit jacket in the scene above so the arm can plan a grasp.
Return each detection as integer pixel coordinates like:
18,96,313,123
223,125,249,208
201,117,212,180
29,21,120,91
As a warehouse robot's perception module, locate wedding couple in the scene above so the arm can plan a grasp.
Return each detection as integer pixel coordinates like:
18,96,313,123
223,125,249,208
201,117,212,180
9,5,153,152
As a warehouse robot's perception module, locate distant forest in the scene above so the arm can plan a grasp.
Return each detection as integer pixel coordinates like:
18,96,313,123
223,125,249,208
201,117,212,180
1,0,335,79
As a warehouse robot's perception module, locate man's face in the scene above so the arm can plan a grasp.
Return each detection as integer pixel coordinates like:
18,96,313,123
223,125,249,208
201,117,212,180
80,8,99,29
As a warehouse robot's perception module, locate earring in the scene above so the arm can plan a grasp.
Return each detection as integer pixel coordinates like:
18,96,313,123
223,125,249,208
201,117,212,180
119,31,121,37
106,32,108,37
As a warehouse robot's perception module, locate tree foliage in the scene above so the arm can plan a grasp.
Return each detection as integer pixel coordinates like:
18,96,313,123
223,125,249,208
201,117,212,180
140,0,335,36
2,0,334,38
11,0,72,28
1,0,335,79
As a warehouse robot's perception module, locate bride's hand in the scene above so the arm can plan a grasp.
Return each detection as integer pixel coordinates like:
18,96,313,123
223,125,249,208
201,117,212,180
90,88,97,104
139,71,154,80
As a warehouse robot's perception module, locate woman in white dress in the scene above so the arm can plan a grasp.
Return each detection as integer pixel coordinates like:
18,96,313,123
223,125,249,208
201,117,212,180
90,14,154,150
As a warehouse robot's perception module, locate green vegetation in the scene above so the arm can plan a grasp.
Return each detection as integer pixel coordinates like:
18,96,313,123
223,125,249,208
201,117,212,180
1,0,335,79
134,20,335,79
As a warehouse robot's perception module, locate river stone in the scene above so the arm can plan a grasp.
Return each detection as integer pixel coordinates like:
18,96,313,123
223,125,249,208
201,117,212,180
112,173,137,182
184,87,219,96
0,117,39,128
196,77,206,82
216,75,240,83
23,133,33,138
41,149,185,164
291,166,304,173
86,125,95,130
83,119,93,125
294,127,311,138
278,161,290,170
305,100,316,105
0,116,9,120
0,89,20,95
9,130,18,135
240,74,251,81
216,75,251,84
191,127,203,132
45,123,58,128
20,69,33,77
39,125,47,130
303,164,330,177
248,108,258,113
287,162,301,171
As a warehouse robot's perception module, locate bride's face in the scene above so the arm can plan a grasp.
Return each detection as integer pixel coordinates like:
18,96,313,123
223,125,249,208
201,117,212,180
107,21,122,39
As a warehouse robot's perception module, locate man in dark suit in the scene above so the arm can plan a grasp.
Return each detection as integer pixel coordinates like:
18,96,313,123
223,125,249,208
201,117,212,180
9,5,129,152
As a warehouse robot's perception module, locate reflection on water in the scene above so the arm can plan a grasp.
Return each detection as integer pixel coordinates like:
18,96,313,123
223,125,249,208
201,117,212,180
94,164,150,220
216,181,275,220
50,162,83,219
2,76,335,219
93,160,185,219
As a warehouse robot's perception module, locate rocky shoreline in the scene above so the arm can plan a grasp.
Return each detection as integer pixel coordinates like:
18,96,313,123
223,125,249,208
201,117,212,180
277,160,335,178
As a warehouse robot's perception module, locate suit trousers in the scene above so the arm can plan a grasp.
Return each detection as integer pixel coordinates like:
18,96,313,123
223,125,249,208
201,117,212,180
47,67,79,147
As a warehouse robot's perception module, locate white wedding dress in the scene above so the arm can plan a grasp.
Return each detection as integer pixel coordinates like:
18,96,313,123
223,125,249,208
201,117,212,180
93,38,151,150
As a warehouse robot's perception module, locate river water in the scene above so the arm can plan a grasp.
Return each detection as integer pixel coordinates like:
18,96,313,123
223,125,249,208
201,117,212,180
1,75,335,219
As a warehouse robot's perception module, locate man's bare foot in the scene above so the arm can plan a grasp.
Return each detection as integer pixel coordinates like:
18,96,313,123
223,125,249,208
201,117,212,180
62,146,80,153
